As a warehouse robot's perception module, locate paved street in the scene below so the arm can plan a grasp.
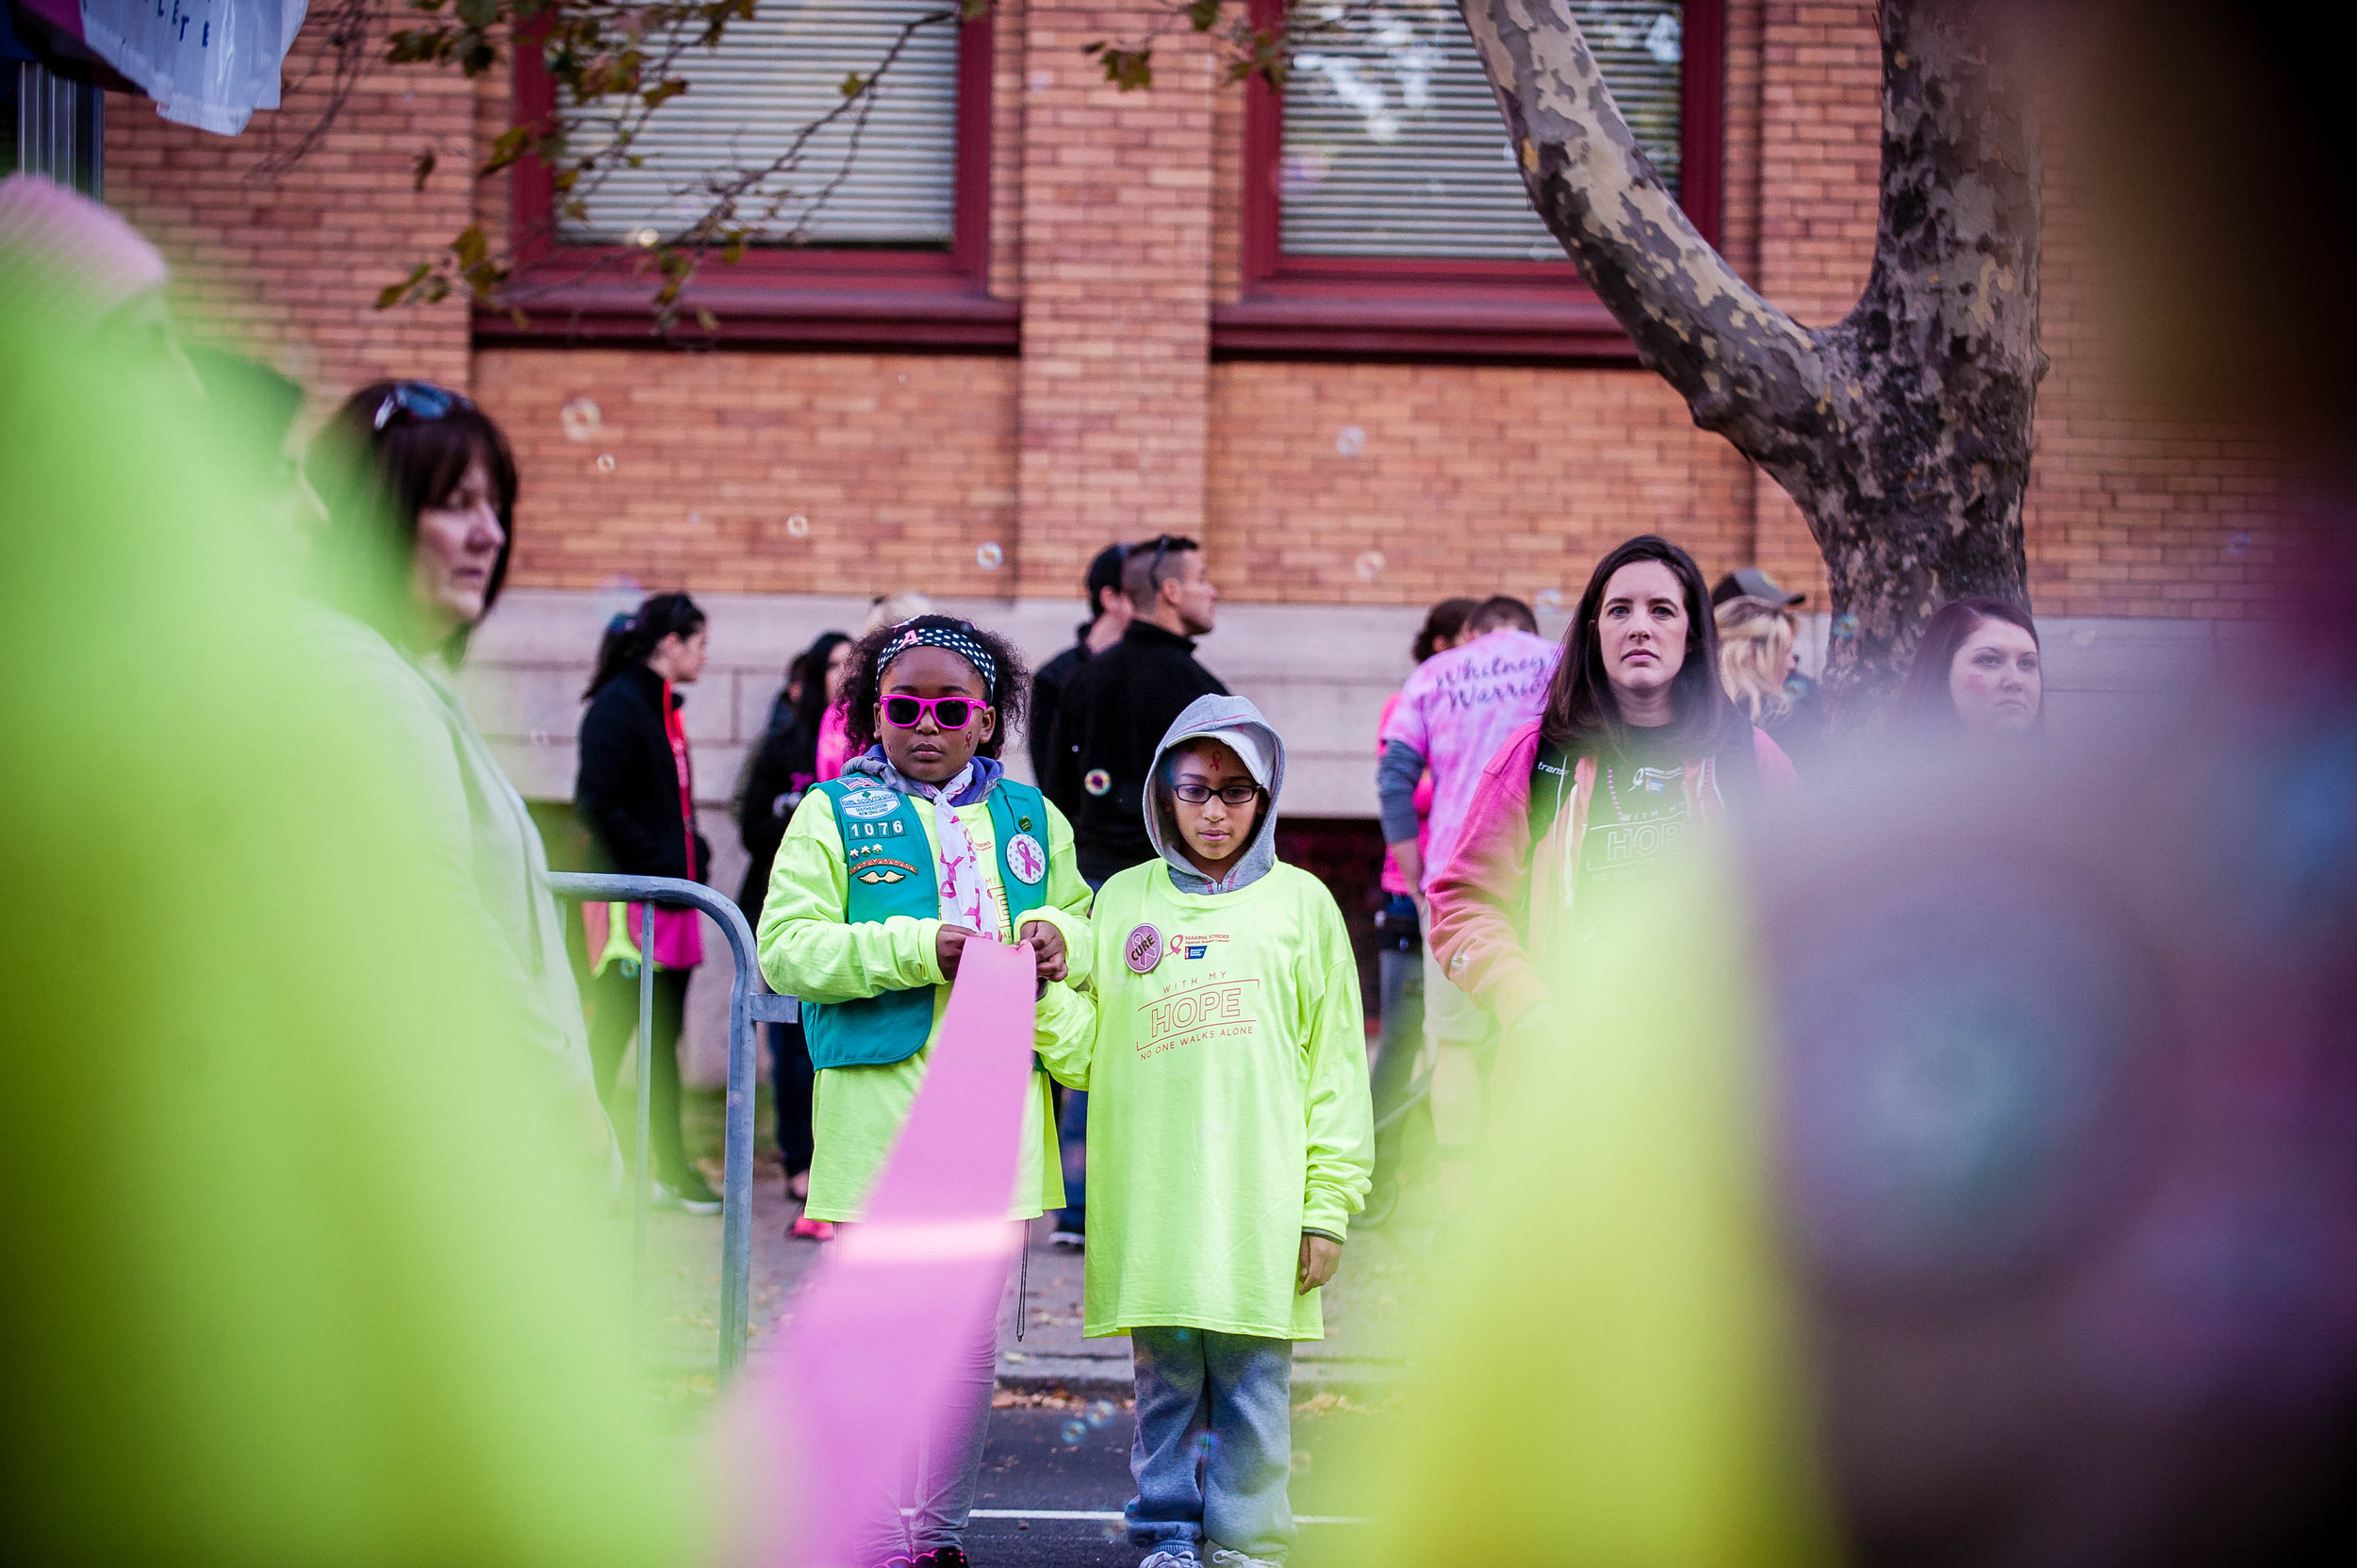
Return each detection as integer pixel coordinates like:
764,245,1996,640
624,1105,1435,1559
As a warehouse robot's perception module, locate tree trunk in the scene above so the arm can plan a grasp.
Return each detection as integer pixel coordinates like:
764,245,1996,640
1461,0,2043,714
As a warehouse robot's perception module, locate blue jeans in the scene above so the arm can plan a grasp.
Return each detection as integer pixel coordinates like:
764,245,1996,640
1128,1327,1294,1562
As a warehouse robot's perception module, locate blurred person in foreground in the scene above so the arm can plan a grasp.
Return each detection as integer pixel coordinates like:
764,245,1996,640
1327,6,2357,1561
1369,596,1477,1190
1031,541,1134,808
739,628,853,1233
304,379,620,1191
578,590,720,1214
0,291,685,1562
1715,592,1823,761
1892,595,2044,737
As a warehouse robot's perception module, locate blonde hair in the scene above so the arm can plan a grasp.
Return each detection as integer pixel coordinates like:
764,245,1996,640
860,590,933,635
1714,595,1796,724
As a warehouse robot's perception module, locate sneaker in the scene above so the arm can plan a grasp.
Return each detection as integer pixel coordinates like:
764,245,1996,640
1141,1549,1202,1568
1206,1550,1279,1568
907,1549,968,1568
789,1214,835,1241
652,1178,723,1216
1048,1227,1086,1250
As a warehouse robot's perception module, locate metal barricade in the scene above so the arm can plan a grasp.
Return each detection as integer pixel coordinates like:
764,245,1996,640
548,872,794,1379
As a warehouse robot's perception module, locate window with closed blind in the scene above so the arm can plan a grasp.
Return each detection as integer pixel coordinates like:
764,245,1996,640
557,0,962,248
492,0,1012,349
1218,0,1722,363
1282,0,1684,261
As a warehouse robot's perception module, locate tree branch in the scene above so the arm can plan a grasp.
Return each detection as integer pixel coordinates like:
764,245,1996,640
1459,0,1826,467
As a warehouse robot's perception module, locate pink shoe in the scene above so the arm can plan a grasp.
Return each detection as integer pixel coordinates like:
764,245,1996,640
790,1214,836,1242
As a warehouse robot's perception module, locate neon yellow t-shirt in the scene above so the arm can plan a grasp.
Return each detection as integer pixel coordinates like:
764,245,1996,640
757,785,1096,1222
1078,860,1374,1341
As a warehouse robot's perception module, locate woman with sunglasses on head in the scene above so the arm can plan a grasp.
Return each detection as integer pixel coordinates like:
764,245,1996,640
575,591,719,1214
302,380,620,1192
1426,536,1801,1065
756,614,1096,1568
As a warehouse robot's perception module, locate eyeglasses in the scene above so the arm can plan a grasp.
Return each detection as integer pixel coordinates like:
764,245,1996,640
1172,782,1261,806
372,381,474,432
882,694,982,730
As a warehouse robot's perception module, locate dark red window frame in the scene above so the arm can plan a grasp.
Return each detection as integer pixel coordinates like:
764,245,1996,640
477,11,1015,351
1214,0,1722,364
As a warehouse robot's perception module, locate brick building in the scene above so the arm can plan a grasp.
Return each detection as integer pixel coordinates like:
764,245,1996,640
90,0,2291,1054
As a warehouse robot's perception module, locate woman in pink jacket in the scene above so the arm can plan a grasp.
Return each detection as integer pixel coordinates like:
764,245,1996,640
1427,536,1798,1046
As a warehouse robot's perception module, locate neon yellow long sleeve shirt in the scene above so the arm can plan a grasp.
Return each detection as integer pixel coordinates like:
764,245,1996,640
1078,860,1375,1341
756,785,1096,1222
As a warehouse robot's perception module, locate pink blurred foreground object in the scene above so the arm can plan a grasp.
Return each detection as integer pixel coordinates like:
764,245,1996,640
0,174,168,334
743,938,1037,1568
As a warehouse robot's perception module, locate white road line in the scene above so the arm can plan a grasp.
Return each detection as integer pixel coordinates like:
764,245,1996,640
967,1510,1372,1525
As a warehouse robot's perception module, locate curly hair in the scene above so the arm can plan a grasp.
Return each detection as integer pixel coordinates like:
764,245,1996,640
839,614,1030,761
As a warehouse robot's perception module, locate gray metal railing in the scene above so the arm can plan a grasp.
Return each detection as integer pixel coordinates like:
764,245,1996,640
548,873,795,1378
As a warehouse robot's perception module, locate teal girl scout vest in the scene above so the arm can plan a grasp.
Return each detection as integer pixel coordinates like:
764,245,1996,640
802,776,1054,1070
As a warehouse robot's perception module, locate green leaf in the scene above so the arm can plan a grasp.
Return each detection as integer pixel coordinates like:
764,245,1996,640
453,0,497,26
838,70,866,96
374,263,432,310
695,308,719,331
1184,0,1219,31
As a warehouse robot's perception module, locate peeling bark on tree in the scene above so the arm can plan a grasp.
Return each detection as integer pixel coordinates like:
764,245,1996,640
1462,0,2043,714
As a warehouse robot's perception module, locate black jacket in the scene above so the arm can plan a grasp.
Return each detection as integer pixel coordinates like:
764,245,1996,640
1027,627,1094,807
575,663,710,885
734,709,818,927
1046,620,1228,882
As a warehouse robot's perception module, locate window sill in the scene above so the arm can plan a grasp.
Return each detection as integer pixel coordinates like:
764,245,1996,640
1210,276,1641,365
473,256,1020,352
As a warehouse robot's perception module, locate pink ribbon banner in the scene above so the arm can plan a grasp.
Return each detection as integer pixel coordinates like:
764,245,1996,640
738,937,1039,1567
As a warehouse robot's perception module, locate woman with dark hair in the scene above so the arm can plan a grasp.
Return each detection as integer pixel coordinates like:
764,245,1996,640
575,590,718,1213
300,381,619,1188
1892,596,2044,736
737,628,851,1230
1427,536,1799,1053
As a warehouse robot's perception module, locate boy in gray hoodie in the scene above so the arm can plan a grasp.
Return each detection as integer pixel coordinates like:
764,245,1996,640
1074,695,1376,1568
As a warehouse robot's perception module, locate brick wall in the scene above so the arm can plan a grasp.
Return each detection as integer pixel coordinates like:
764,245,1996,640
94,0,2299,622
105,23,476,403
1207,362,1755,604
475,347,1021,598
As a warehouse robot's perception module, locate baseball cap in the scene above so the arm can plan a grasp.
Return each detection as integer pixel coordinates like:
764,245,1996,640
1711,567,1806,607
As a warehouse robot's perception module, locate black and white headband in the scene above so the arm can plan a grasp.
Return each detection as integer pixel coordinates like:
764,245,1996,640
877,620,997,695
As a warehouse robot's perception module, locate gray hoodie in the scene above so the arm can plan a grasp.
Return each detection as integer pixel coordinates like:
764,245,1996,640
1145,693,1287,896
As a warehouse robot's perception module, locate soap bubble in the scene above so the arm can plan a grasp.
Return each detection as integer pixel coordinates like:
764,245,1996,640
1537,587,1564,611
785,514,810,538
2226,531,2253,558
687,511,701,526
1059,1418,1087,1445
977,541,1005,569
558,397,602,442
2072,626,2099,648
1334,425,1366,457
595,454,616,474
629,227,659,249
1189,1430,1220,1462
1085,1398,1116,1428
1355,550,1385,582
1831,613,1860,639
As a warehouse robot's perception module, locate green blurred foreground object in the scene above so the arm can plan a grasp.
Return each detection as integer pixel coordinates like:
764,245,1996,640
0,314,694,1560
1334,851,1838,1568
